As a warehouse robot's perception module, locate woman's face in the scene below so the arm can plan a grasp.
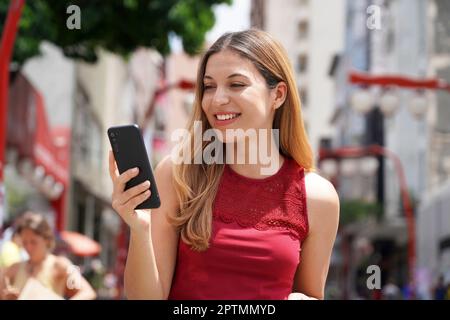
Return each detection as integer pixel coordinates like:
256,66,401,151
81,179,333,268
201,50,284,143
20,228,49,261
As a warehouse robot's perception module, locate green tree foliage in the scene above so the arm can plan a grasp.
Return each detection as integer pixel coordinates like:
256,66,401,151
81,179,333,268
340,200,383,225
0,0,231,66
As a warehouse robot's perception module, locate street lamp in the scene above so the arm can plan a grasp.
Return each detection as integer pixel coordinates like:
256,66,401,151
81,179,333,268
408,90,428,119
379,88,400,117
349,70,450,118
340,158,360,177
319,158,339,180
351,87,374,114
0,0,25,222
344,70,449,297
359,156,379,176
351,86,429,119
319,144,417,297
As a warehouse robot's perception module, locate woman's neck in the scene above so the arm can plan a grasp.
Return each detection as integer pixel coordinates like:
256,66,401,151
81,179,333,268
226,129,283,179
29,253,48,267
228,154,285,179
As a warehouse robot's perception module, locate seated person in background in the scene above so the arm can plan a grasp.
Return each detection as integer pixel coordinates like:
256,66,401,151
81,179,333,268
0,211,96,300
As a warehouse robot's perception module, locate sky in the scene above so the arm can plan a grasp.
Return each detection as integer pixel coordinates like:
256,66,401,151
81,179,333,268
206,0,251,43
170,0,251,53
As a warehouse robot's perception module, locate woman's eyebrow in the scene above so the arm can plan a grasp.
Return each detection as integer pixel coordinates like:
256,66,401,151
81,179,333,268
227,73,249,80
203,73,250,80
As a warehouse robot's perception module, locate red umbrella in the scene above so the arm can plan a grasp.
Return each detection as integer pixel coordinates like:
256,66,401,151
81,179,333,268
60,231,101,257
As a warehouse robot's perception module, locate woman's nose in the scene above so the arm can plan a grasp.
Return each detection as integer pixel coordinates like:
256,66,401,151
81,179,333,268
211,87,230,106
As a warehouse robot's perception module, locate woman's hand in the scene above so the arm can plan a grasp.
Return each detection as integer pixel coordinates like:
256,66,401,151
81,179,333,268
109,150,152,233
2,286,20,300
288,292,318,300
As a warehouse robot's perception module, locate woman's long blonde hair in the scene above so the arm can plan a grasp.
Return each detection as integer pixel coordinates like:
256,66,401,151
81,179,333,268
169,29,314,251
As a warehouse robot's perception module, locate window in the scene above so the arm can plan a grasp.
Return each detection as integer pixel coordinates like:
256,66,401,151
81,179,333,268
297,54,308,74
73,83,103,173
299,86,308,107
298,20,309,40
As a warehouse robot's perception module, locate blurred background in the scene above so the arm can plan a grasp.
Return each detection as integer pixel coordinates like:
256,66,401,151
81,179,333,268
0,0,449,300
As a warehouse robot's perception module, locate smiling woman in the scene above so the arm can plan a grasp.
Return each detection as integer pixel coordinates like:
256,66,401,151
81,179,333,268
108,29,339,300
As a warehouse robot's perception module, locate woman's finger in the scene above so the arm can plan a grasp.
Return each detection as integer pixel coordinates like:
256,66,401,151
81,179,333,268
287,292,318,300
123,190,151,212
117,180,150,206
115,167,139,192
108,150,119,181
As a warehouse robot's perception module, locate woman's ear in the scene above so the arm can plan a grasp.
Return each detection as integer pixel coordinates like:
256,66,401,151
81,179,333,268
271,81,288,110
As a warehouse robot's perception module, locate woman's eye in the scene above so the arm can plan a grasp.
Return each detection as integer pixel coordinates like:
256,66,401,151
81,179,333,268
204,84,215,90
231,83,245,88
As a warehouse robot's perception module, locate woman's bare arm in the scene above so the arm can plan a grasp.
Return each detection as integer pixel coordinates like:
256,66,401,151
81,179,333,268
0,263,20,300
291,172,340,300
109,153,179,299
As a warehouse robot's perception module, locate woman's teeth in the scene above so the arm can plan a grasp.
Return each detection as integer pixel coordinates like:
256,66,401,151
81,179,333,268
215,113,240,120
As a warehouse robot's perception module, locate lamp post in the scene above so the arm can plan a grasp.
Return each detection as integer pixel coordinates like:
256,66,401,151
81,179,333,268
349,70,450,118
344,70,450,297
0,0,25,226
319,144,417,297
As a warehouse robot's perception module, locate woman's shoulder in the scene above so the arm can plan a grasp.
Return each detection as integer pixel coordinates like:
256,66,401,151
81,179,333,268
304,171,339,204
155,155,175,183
303,172,340,233
155,154,173,171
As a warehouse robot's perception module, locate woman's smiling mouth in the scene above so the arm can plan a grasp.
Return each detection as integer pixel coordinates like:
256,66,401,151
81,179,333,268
213,112,241,126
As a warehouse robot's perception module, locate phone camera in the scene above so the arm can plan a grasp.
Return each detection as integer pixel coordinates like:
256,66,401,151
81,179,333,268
110,132,115,138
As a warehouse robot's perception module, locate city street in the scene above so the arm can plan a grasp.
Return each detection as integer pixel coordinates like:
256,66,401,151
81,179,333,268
0,0,449,301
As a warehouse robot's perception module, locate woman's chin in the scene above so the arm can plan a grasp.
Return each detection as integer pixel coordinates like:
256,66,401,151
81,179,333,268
216,129,246,144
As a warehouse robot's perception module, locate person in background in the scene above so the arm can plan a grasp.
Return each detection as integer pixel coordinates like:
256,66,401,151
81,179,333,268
433,275,448,300
0,211,96,300
0,227,27,269
381,278,402,300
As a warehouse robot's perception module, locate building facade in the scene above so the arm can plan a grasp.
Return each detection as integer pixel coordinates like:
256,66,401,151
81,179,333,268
70,48,163,276
251,0,346,158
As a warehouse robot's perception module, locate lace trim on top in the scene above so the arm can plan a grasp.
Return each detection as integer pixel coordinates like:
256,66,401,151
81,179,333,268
213,158,309,242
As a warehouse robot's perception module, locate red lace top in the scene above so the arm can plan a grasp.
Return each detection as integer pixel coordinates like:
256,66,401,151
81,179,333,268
168,157,309,300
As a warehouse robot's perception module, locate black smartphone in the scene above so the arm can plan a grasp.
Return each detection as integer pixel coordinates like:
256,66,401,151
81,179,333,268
107,124,161,209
